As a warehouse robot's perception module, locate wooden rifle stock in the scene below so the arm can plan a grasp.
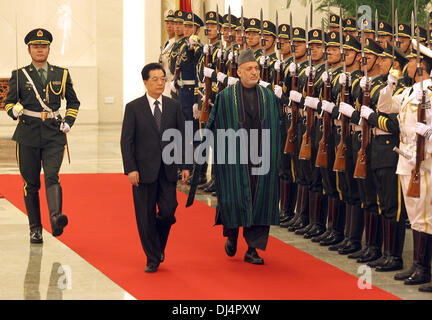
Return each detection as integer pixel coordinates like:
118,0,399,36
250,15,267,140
316,79,332,168
284,73,298,154
353,84,370,179
407,93,426,198
333,83,350,172
200,48,213,123
299,73,315,160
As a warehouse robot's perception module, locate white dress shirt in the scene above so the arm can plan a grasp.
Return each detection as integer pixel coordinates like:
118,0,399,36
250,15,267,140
146,93,163,115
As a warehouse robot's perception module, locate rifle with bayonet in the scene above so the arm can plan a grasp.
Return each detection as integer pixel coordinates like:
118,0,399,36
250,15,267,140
299,14,314,160
260,9,270,82
275,10,285,118
217,6,226,92
284,12,299,155
407,2,426,198
353,23,370,179
200,2,213,123
333,9,349,172
316,18,332,168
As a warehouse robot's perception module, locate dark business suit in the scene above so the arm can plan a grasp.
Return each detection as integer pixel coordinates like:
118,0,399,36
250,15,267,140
120,94,189,267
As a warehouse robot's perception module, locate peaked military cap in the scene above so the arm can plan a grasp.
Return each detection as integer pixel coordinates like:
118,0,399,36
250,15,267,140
263,20,276,37
25,28,53,45
378,21,392,36
222,14,238,28
174,10,185,22
408,39,432,65
165,9,175,22
245,18,261,33
381,41,408,68
343,18,357,31
278,24,290,39
184,12,204,27
292,27,306,42
397,24,411,38
329,14,340,28
326,31,341,46
359,18,375,33
235,17,247,31
308,29,323,44
364,38,384,56
343,34,361,52
205,11,222,25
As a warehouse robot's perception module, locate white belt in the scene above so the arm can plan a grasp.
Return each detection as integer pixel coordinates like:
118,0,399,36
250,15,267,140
22,109,60,119
373,128,392,136
177,80,195,86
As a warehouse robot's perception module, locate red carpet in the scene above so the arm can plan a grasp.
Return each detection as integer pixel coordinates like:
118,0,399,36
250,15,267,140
0,174,400,300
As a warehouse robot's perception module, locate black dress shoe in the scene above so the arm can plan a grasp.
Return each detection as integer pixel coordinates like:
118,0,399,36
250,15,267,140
338,241,362,255
367,255,388,268
30,229,43,244
52,214,68,237
395,264,417,281
404,264,431,285
329,238,349,251
145,265,158,273
320,232,344,247
311,230,331,243
225,238,237,257
348,246,369,259
356,247,382,263
294,223,313,235
244,249,264,265
375,256,403,272
304,225,325,239
160,252,165,263
419,283,432,292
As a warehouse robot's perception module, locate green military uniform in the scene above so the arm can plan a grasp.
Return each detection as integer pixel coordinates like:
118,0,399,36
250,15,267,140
244,18,263,59
255,20,278,83
4,28,80,242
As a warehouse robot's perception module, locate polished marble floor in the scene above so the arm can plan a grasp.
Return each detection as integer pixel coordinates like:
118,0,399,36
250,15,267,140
0,123,430,300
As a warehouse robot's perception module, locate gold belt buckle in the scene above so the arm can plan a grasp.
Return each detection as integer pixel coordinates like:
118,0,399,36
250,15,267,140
41,111,48,121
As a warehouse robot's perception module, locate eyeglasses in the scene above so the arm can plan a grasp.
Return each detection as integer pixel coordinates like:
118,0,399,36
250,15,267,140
149,77,167,83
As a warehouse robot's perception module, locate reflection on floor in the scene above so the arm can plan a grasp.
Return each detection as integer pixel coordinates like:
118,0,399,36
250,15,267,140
0,124,430,300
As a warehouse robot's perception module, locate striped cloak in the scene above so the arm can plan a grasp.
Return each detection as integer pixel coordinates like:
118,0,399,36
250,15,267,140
202,82,281,228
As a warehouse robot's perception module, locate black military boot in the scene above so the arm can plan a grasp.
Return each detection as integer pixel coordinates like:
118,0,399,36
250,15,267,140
305,194,327,239
404,231,432,285
25,193,43,244
395,229,419,281
311,201,333,243
295,190,316,236
279,178,295,225
375,218,405,272
338,205,363,255
288,185,309,232
329,202,351,251
348,210,369,259
46,184,68,237
281,183,301,228
320,198,345,247
357,212,382,263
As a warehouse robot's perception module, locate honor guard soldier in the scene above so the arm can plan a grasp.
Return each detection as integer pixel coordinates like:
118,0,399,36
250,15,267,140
4,29,80,243
361,19,376,40
377,21,393,48
343,18,357,38
257,20,278,85
329,14,340,33
397,23,414,88
245,18,263,59
169,10,187,100
339,38,385,264
358,42,409,272
161,10,177,97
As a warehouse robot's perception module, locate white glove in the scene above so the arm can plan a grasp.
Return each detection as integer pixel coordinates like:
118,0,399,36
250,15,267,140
290,90,302,103
188,35,198,45
360,76,371,91
339,72,351,86
274,85,283,99
415,122,432,140
12,103,24,118
408,157,416,168
259,56,269,67
217,72,227,84
416,90,431,103
259,80,270,88
289,62,297,76
193,103,200,119
339,102,355,118
274,60,282,72
304,96,320,110
321,100,335,114
360,105,374,120
170,81,176,93
204,67,215,79
12,109,19,118
203,44,210,55
305,66,316,78
322,71,330,84
228,52,234,62
228,77,239,86
387,73,397,86
217,49,223,59
60,122,71,133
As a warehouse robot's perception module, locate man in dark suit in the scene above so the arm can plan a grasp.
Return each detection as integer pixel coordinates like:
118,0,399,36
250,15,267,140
121,63,190,273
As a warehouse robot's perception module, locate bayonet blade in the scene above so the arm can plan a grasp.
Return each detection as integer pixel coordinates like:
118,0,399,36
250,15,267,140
375,9,379,42
310,1,313,28
395,9,399,47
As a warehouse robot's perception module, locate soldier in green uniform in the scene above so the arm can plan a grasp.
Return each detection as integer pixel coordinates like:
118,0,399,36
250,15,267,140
359,42,409,272
4,29,80,243
339,38,385,263
245,18,263,59
343,18,357,38
257,20,278,85
377,21,393,48
329,14,340,33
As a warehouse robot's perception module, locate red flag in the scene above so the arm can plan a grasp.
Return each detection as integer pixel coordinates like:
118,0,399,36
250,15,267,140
180,0,191,12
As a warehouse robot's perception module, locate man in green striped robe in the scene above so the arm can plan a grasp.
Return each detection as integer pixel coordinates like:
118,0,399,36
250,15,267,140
187,49,281,264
